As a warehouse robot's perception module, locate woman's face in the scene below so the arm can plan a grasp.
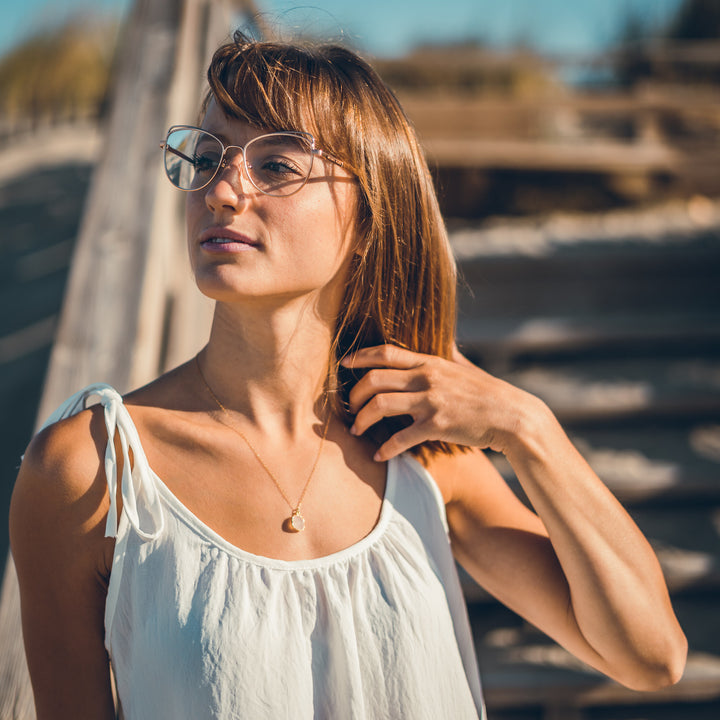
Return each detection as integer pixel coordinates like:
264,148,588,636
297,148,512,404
186,100,358,312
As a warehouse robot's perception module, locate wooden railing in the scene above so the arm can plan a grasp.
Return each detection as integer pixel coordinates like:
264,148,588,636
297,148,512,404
0,1,264,716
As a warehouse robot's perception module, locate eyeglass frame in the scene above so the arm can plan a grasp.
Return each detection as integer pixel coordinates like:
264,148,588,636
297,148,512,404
160,124,347,196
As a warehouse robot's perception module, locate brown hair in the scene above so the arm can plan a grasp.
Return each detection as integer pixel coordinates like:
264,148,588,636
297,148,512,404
206,32,463,457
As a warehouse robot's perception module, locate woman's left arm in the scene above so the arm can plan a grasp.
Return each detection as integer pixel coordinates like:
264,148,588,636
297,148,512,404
343,345,688,691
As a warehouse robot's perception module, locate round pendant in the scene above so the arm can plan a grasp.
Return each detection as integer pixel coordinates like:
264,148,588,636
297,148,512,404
290,510,306,532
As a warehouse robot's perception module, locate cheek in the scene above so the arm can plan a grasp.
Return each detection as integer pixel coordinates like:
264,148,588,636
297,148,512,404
305,185,359,259
185,194,203,232
184,196,205,273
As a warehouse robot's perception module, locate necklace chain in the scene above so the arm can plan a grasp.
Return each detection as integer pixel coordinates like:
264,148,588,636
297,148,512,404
195,355,329,532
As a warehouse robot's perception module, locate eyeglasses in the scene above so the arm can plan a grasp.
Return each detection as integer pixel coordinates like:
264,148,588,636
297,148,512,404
161,125,345,196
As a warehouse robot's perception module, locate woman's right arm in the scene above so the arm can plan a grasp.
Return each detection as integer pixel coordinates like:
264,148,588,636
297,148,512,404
9,408,117,720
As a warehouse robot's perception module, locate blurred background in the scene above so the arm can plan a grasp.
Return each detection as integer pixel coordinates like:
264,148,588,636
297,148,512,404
0,1,719,718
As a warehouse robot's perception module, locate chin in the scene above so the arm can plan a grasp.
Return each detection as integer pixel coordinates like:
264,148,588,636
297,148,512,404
192,270,253,302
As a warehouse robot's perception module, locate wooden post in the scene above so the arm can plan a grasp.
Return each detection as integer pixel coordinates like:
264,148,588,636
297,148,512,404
0,1,262,716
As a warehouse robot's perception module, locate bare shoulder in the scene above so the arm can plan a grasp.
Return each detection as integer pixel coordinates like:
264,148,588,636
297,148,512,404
419,447,505,505
13,405,107,507
9,358,197,550
10,405,112,576
419,446,546,532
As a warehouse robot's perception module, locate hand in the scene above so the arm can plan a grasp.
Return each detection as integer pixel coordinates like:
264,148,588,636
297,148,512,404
341,344,542,461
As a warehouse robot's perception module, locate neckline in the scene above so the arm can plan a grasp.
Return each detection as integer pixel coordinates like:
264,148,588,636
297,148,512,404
148,456,397,571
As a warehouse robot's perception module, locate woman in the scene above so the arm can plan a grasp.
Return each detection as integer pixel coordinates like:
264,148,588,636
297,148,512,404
10,32,686,720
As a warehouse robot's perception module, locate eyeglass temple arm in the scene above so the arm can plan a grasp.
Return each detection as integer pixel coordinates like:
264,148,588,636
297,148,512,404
160,142,196,165
315,149,345,169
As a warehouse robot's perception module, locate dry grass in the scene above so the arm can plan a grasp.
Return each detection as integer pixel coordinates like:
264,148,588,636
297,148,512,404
0,16,118,127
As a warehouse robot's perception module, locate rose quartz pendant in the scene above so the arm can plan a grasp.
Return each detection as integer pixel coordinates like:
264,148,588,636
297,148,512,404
290,509,306,532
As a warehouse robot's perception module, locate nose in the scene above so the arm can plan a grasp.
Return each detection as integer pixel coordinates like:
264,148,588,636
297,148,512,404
204,149,250,213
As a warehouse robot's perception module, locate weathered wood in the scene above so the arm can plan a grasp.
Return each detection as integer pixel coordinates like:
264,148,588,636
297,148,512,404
458,313,720,367
503,357,720,424
481,650,720,709
0,559,34,720
491,425,720,505
470,597,720,711
544,707,583,720
36,0,184,412
424,137,678,174
0,1,257,716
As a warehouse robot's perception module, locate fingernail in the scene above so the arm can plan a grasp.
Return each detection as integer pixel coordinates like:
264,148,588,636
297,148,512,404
349,425,358,435
373,451,382,462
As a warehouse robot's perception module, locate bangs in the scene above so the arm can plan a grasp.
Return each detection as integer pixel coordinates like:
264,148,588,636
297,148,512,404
205,34,353,163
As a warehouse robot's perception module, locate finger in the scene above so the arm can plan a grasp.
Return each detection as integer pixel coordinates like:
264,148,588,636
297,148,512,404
347,368,427,414
340,344,426,370
373,423,431,462
350,391,423,437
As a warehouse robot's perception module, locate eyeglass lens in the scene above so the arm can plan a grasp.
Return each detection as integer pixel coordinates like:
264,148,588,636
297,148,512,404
163,127,315,196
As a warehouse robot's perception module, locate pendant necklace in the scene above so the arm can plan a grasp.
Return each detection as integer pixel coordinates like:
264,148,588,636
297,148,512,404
195,355,330,533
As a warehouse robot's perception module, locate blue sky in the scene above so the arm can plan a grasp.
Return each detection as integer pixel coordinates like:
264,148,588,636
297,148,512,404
0,0,685,59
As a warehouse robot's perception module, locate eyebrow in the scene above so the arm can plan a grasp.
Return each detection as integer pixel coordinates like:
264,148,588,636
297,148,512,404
202,128,230,144
260,134,306,147
203,129,303,147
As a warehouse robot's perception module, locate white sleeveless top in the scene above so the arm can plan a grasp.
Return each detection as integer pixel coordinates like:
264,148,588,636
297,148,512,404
42,384,486,720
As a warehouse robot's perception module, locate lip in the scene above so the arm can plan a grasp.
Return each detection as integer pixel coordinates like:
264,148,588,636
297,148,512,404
199,227,260,252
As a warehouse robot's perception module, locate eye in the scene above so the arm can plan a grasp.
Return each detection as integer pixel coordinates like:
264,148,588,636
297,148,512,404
194,152,221,175
256,155,304,176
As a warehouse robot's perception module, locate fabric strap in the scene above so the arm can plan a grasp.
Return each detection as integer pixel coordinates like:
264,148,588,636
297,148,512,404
39,384,164,540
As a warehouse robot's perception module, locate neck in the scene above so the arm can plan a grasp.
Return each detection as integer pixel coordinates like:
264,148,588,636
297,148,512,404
198,297,336,434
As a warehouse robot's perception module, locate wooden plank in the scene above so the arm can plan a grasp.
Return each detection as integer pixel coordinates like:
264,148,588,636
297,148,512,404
501,357,720,424
34,0,183,413
481,651,720,710
424,137,678,173
468,588,720,712
477,624,720,710
0,1,243,716
487,425,720,504
0,559,34,720
398,91,720,142
457,247,720,322
463,505,720,600
543,708,583,720
457,313,720,367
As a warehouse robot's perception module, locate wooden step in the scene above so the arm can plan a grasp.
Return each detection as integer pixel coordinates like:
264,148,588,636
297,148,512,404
481,648,720,712
469,597,720,712
500,356,720,424
634,507,720,593
0,163,92,248
0,162,92,575
454,225,720,370
580,698,720,720
490,425,720,504
451,212,720,264
0,163,90,341
457,313,720,366
460,503,720,602
456,237,720,319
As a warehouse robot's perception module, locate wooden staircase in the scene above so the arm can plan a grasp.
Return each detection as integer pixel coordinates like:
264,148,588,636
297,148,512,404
1,0,719,713
452,206,720,719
